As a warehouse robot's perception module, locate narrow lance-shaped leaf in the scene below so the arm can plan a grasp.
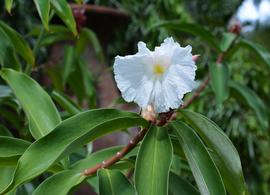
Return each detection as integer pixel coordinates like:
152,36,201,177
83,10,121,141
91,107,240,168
0,29,20,70
169,172,200,195
237,39,270,69
0,131,20,194
170,121,226,195
50,0,78,36
0,136,31,166
52,90,81,115
78,59,96,107
149,21,220,51
98,169,136,195
135,125,173,195
62,45,76,86
0,167,15,193
5,0,13,14
0,69,61,139
0,125,12,137
33,0,50,30
33,145,138,195
76,28,105,62
209,63,229,106
0,21,35,66
180,110,248,195
29,25,73,46
33,170,85,195
219,32,236,52
230,81,268,130
1,109,148,194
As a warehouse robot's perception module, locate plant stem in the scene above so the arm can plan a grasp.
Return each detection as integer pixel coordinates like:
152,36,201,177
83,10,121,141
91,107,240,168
83,128,148,176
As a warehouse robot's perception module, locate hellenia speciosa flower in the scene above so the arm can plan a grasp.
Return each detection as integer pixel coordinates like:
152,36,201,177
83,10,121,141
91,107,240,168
113,37,197,113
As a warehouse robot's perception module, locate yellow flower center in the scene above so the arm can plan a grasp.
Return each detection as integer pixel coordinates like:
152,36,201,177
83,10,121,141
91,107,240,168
153,64,165,75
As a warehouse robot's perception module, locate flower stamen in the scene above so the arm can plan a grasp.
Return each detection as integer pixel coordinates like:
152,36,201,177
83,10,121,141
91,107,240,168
153,64,165,75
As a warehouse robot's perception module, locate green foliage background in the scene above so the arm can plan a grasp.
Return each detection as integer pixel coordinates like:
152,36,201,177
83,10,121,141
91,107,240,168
0,0,269,194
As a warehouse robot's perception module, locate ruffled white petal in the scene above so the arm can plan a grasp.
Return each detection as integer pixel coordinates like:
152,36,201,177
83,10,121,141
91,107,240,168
137,41,151,55
114,53,153,108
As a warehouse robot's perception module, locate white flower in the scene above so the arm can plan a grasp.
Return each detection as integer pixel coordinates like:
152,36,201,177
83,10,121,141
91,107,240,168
113,37,197,113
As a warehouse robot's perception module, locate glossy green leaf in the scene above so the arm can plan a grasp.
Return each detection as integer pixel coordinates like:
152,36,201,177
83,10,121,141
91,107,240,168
169,172,200,195
0,29,20,70
33,0,50,30
62,46,76,86
52,90,81,115
170,121,226,195
1,109,147,194
33,170,85,195
78,59,96,107
236,39,270,69
50,0,78,36
29,25,73,46
0,167,14,193
0,136,31,166
230,81,268,130
76,28,105,62
219,32,236,52
34,145,137,195
0,21,35,66
0,129,17,194
98,169,135,195
0,69,62,139
135,125,173,195
67,66,85,103
180,110,247,195
0,125,12,137
150,21,220,50
209,63,229,106
5,0,13,13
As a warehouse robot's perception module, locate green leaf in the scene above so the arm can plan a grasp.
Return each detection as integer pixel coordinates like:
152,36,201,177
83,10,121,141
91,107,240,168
0,167,14,193
76,28,105,62
0,136,31,166
230,81,268,130
0,29,20,70
209,63,229,106
169,172,200,195
50,0,78,36
35,145,137,195
52,90,81,115
135,125,173,195
62,45,76,86
170,121,226,195
5,0,13,14
98,169,135,195
67,66,85,104
0,21,35,67
0,125,12,137
29,25,73,46
236,39,270,69
1,109,148,194
219,32,236,52
0,69,62,139
33,0,50,30
78,59,96,107
33,170,85,195
150,21,220,51
180,110,247,195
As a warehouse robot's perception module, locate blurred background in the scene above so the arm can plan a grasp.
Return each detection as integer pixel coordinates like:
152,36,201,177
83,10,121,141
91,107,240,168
0,0,270,194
